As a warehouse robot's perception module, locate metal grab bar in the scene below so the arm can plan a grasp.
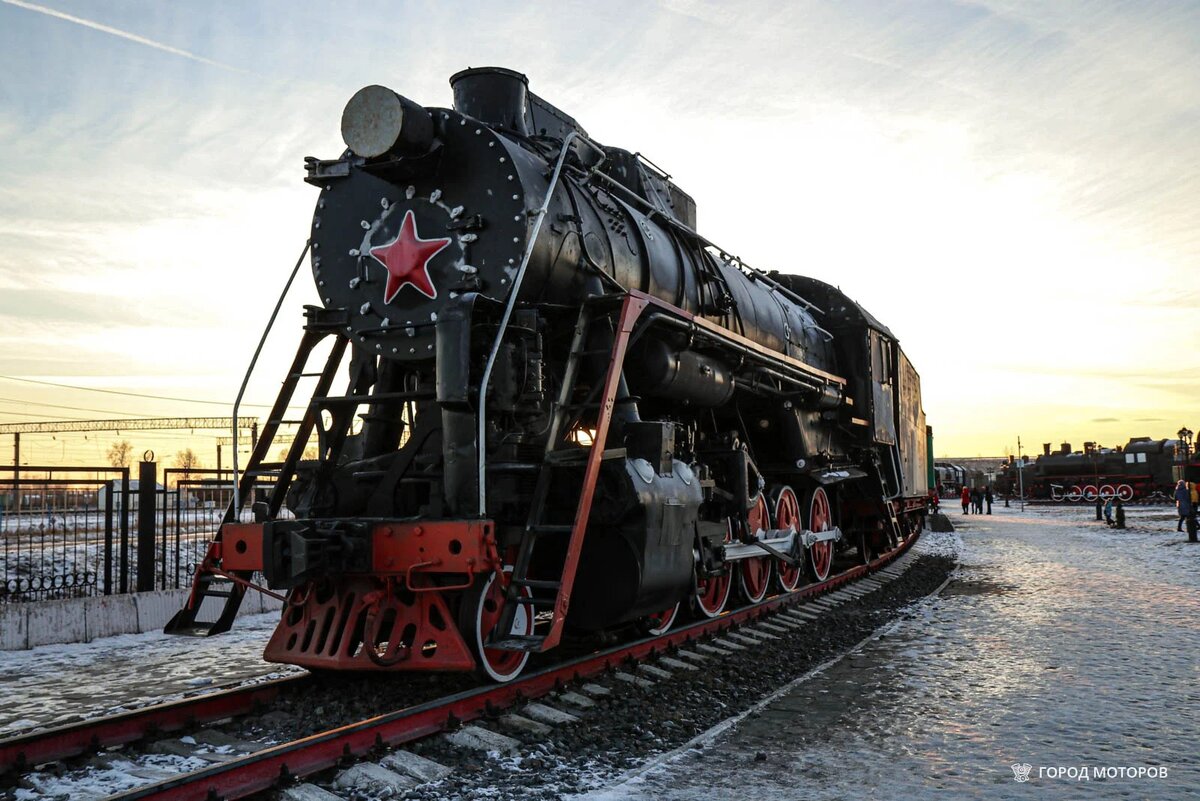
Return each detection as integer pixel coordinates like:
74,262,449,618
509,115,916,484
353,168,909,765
232,240,311,513
475,132,604,514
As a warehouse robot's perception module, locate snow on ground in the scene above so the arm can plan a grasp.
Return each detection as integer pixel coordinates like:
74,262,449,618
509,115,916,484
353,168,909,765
576,502,1200,800
0,611,300,737
14,753,215,801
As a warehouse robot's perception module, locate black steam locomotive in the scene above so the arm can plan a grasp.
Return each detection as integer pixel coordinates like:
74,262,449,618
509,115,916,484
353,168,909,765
995,438,1197,502
169,68,930,682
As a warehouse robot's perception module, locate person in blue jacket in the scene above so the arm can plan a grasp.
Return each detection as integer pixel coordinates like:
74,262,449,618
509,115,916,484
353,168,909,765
1175,480,1192,532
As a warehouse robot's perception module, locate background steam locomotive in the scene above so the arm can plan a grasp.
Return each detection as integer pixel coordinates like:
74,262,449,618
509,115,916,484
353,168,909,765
168,67,931,682
994,438,1200,501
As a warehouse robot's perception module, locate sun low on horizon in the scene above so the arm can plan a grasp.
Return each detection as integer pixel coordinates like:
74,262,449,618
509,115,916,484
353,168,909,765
0,0,1197,466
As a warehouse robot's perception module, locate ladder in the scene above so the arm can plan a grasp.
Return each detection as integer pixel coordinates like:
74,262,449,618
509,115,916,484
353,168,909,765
877,466,905,549
491,294,648,652
166,311,348,636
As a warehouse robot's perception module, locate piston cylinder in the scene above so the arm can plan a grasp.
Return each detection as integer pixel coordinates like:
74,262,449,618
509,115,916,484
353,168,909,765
625,336,735,407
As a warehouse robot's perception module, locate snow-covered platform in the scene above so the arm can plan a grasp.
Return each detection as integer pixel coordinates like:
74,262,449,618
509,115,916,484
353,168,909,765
0,610,298,737
579,503,1200,800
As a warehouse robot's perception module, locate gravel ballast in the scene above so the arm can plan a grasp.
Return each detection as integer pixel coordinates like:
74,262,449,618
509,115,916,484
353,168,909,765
288,550,957,801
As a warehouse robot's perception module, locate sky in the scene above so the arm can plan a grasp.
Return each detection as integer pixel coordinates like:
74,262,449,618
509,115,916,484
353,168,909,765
0,0,1197,468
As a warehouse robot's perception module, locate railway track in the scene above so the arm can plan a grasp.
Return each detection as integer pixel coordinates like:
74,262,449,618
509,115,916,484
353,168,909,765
3,532,923,801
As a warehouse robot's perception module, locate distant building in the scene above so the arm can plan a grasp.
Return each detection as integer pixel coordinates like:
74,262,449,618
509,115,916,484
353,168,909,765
96,480,165,512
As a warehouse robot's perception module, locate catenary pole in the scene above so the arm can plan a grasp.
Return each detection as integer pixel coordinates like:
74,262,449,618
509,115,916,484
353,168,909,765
1018,435,1025,512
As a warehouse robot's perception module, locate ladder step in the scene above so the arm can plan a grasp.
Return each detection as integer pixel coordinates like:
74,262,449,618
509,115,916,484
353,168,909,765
528,524,573,535
514,578,562,590
203,590,234,598
544,450,588,464
315,391,434,404
544,447,626,465
266,419,305,426
288,372,326,378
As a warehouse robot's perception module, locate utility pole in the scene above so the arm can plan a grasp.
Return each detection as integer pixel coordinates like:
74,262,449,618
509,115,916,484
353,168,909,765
11,432,19,527
216,432,254,476
1017,436,1025,512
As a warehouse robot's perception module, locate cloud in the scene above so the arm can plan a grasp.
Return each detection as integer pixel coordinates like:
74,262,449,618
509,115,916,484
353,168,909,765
1,0,243,72
2,0,1199,457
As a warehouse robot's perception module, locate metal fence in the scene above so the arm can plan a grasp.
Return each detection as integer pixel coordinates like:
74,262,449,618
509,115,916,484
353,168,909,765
0,466,130,601
156,468,272,591
0,463,272,604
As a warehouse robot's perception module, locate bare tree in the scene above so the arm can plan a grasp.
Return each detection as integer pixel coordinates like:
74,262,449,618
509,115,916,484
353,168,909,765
275,445,320,462
174,448,201,481
106,440,132,468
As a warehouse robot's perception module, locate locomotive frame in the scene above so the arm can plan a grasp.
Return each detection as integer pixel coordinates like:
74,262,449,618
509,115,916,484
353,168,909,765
167,67,932,683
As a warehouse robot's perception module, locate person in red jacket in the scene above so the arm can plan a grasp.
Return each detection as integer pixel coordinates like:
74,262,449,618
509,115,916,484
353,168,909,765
961,486,971,515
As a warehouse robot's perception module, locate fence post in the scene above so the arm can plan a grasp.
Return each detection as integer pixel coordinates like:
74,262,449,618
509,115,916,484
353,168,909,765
11,433,19,531
174,482,183,589
160,473,169,590
119,469,130,593
137,454,157,592
104,479,114,595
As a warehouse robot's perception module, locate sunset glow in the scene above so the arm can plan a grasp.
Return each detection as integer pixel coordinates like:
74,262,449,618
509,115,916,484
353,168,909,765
1,0,1197,464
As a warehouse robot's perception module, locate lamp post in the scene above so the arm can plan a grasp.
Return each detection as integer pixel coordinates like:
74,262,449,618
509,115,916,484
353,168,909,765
1179,427,1194,481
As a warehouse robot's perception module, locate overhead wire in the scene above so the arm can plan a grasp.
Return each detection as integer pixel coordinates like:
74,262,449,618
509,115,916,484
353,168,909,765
0,395,168,417
0,374,277,408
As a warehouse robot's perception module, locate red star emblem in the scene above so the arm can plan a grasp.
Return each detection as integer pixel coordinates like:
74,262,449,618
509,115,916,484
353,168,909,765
368,209,452,303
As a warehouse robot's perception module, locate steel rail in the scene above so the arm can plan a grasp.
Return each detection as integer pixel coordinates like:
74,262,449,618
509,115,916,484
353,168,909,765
105,532,918,801
0,675,306,774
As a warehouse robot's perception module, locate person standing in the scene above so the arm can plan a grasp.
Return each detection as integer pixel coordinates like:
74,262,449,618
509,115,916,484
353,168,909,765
961,485,971,515
1103,496,1114,525
985,486,994,514
1174,479,1192,532
1190,482,1200,542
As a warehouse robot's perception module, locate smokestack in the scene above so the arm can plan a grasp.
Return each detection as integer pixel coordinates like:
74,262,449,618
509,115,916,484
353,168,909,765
449,67,530,135
1061,443,1071,455
1043,443,1051,456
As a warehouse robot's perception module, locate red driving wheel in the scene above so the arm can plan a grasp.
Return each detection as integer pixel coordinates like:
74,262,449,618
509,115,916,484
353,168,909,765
807,486,834,582
695,519,734,618
739,493,772,603
460,568,531,683
771,485,803,592
643,603,680,635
